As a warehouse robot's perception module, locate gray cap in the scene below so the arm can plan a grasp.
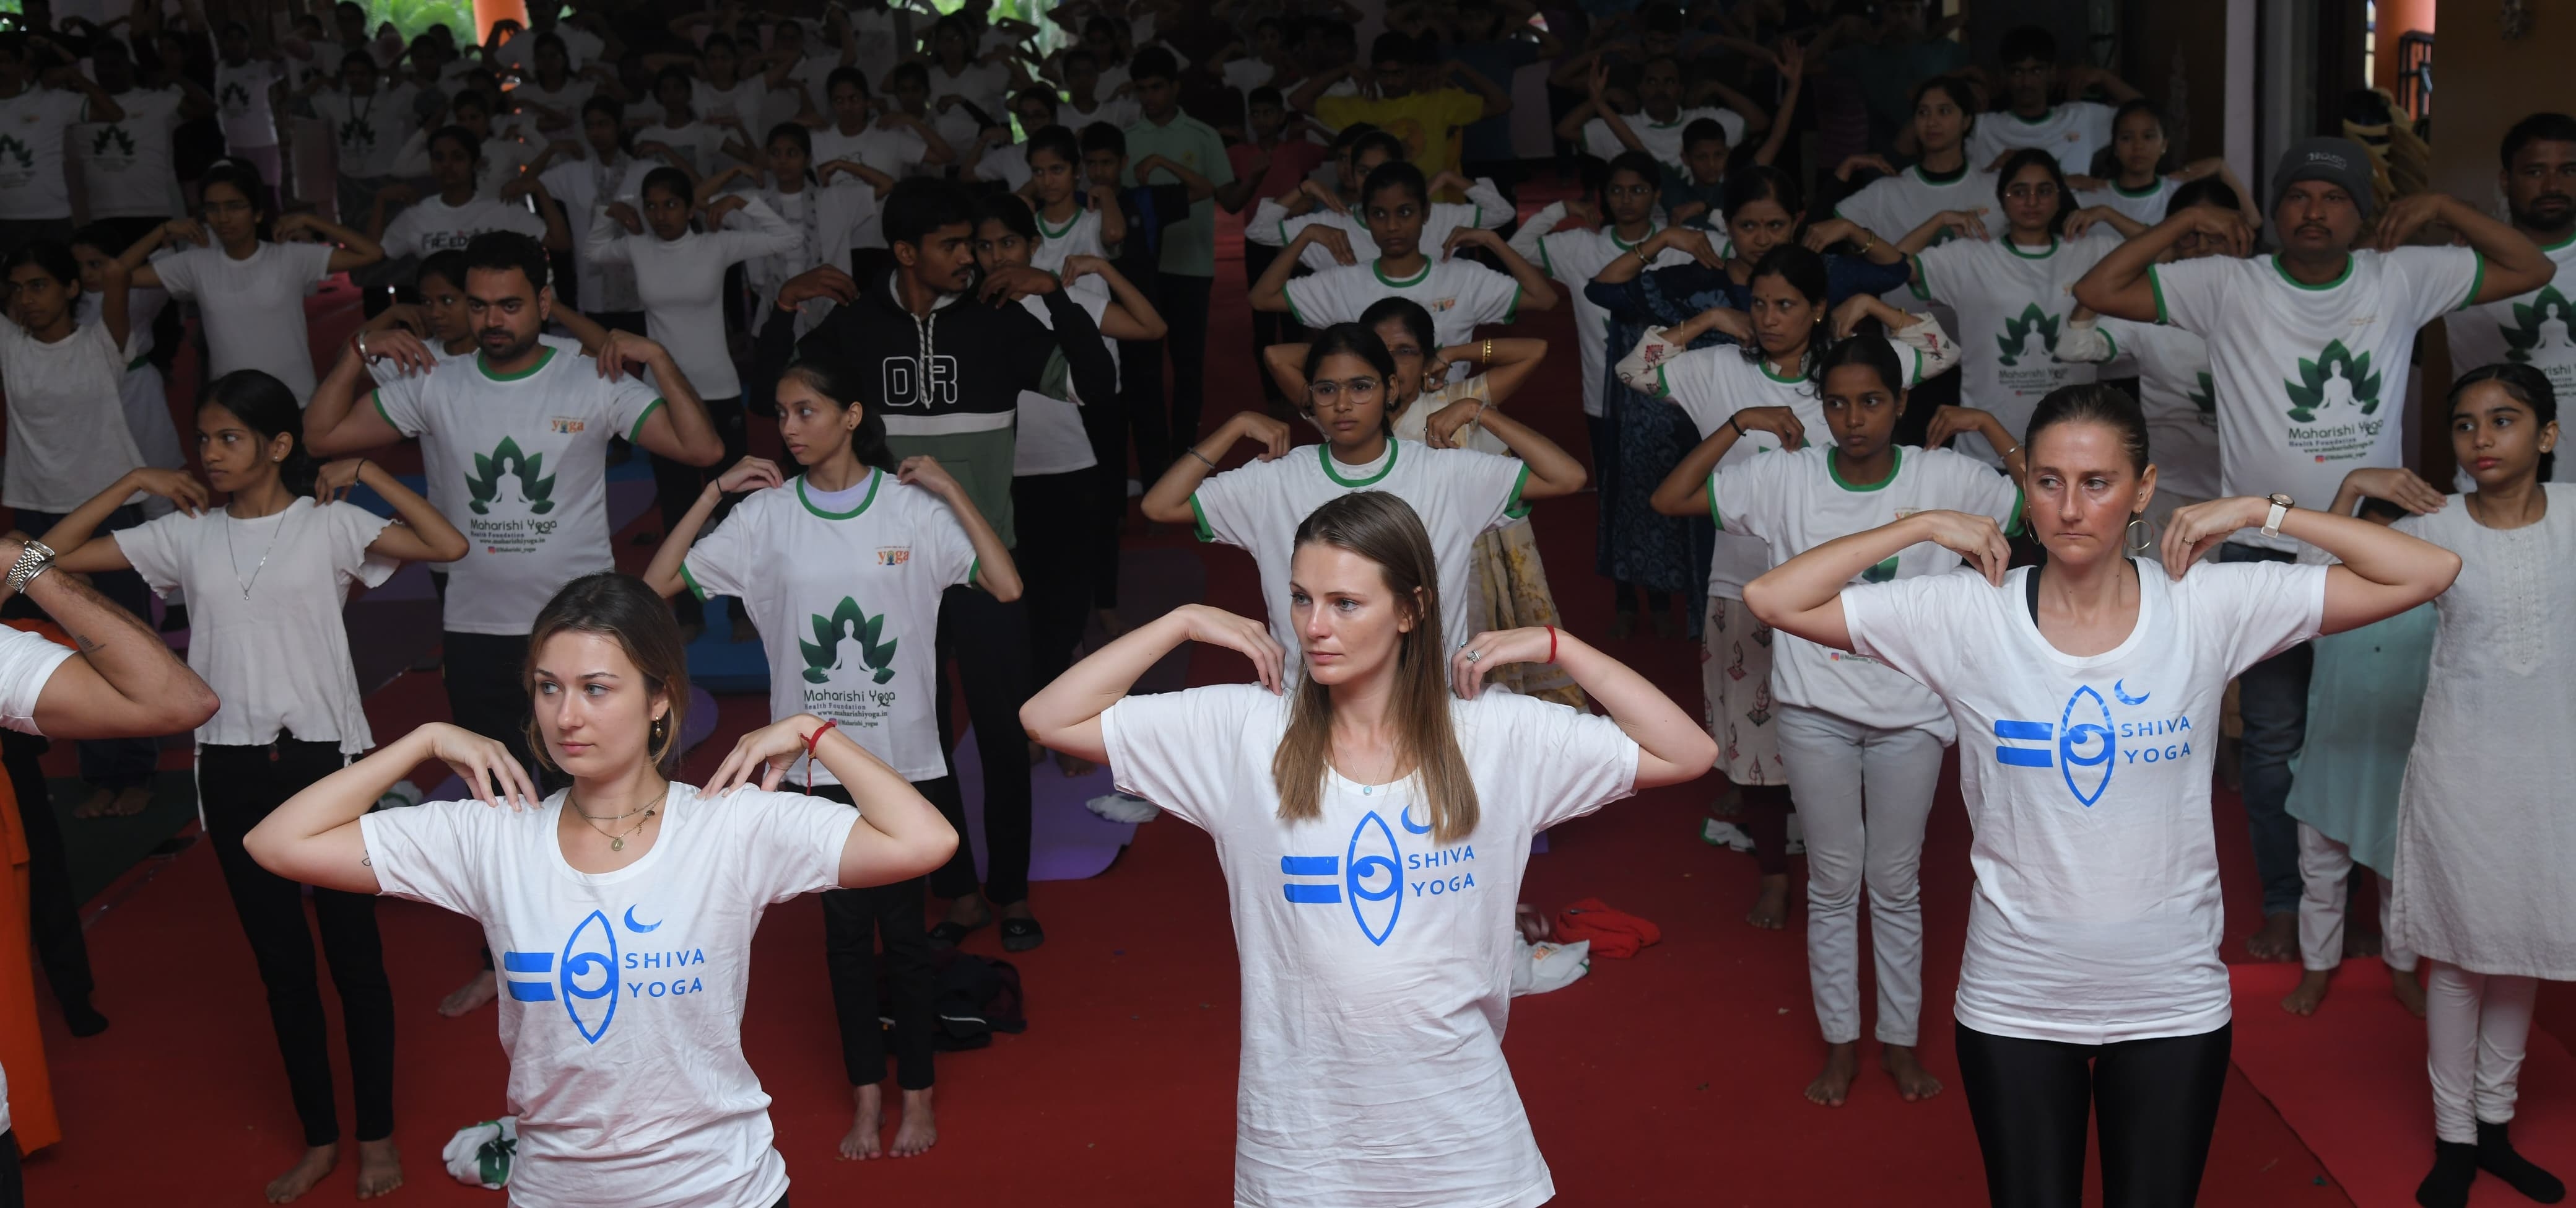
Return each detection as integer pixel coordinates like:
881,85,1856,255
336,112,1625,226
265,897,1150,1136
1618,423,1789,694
2269,136,2377,223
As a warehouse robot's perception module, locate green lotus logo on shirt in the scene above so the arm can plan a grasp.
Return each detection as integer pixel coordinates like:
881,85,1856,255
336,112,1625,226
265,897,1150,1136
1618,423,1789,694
90,126,135,157
1995,304,2061,367
465,437,556,515
1861,554,1899,584
799,597,897,685
219,81,250,111
340,120,376,151
0,138,30,170
2501,286,2576,362
2188,371,2216,416
2284,339,2382,423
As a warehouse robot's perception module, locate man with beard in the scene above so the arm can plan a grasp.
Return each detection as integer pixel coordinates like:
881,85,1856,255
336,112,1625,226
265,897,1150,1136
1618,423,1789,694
757,178,1119,954
2443,112,2576,483
2074,137,2551,963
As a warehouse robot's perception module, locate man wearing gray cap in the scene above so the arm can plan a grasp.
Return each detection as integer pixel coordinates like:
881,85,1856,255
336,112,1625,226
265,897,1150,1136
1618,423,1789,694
2073,135,2551,961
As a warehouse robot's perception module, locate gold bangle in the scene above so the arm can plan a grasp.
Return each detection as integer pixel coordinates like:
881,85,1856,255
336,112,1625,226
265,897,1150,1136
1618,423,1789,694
1481,338,1491,365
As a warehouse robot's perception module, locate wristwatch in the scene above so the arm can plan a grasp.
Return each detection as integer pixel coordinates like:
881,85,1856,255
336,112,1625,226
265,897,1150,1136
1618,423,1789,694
2260,493,2294,538
6,540,55,595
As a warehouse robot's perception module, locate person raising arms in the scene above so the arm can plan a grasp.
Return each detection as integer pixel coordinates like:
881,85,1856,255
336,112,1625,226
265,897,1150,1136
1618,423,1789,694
1022,490,1715,1208
1244,129,1512,274
243,572,960,1208
33,370,465,1202
2443,110,2576,478
1741,384,2461,1207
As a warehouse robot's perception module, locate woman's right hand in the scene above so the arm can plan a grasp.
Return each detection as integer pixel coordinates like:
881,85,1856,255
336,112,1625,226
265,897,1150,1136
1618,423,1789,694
1168,603,1287,694
160,216,208,246
1661,227,1723,268
355,327,438,376
1229,409,1294,460
1835,152,1897,182
129,468,211,515
2339,466,2448,515
1732,405,1807,450
605,201,644,234
712,455,785,496
1907,509,2012,586
1932,209,1991,242
418,722,541,810
1298,223,1357,265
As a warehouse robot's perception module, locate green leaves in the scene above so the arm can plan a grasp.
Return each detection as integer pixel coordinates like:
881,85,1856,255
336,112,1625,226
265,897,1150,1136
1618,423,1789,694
0,136,30,170
464,437,554,515
2501,286,2573,362
89,126,134,157
802,597,899,685
2188,371,2216,416
2282,339,2382,423
1994,304,2061,367
1861,555,1899,584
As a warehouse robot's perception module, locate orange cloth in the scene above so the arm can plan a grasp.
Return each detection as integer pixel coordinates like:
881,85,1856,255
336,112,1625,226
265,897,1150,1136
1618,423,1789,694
1551,898,1661,959
0,618,76,1153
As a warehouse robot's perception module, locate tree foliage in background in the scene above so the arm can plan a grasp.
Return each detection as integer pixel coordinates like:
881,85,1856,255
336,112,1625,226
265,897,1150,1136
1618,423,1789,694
365,0,477,43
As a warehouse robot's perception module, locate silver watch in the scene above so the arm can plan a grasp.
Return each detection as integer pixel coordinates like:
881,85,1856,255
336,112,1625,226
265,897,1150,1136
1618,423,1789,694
2260,492,2294,539
6,540,54,594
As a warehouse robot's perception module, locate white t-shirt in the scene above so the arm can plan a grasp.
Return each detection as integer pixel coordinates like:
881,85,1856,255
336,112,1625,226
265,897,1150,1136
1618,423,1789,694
1055,98,1139,133
1283,258,1523,376
0,316,144,512
152,240,338,402
513,78,595,134
928,61,1009,121
1641,346,1834,597
0,85,90,221
1965,101,2117,175
2151,248,2484,551
812,123,926,249
2074,176,2177,228
1219,57,1273,97
311,84,420,179
373,345,663,634
380,193,547,261
2060,317,2221,500
1842,559,2326,1043
541,155,654,313
1707,445,2020,736
2445,230,2576,483
691,77,772,137
116,498,396,752
1030,206,1105,277
586,198,800,400
1834,166,1999,247
635,120,723,177
845,8,907,83
214,57,282,149
1012,288,1110,476
0,626,74,738
747,184,876,333
360,784,854,1208
388,127,540,201
1911,231,2117,462
1247,180,1514,273
71,86,182,219
681,471,979,784
1101,684,1638,1208
1510,208,1694,417
1190,439,1528,657
1578,106,1746,172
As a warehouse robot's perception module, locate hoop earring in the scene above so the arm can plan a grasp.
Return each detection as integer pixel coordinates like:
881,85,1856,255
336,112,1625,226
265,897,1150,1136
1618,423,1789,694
2125,514,2153,556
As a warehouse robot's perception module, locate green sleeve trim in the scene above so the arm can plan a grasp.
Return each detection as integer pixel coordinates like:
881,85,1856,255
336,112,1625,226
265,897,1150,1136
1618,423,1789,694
1906,255,1931,300
1502,282,1522,324
629,397,666,442
967,556,983,592
1536,237,1552,278
2456,253,2488,312
2004,485,2027,536
2098,324,2120,361
677,560,710,601
1188,494,1216,543
1502,463,1532,520
1706,478,1723,530
369,390,391,426
2147,264,2170,325
1652,362,1671,398
1283,291,1309,328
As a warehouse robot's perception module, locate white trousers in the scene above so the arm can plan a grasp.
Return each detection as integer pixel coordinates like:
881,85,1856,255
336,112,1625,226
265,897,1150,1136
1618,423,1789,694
1775,704,1947,1047
2295,821,2415,973
2426,962,2537,1144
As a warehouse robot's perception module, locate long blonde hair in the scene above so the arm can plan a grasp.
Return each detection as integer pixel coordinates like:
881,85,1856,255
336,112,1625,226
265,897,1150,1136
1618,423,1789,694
1269,492,1479,843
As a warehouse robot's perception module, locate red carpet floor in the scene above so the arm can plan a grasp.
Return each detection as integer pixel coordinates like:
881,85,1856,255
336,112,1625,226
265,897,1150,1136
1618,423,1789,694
16,204,2559,1205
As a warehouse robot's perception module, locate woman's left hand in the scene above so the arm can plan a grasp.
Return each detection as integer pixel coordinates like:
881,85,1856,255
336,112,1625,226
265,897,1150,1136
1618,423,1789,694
313,458,375,502
1922,405,1996,451
700,713,830,797
896,455,957,497
2159,496,2269,576
1450,626,1557,699
1422,396,1483,449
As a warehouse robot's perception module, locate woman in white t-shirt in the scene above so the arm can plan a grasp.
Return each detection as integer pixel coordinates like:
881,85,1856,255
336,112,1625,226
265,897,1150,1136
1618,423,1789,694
370,125,565,264
1017,124,1121,273
1741,383,2460,1207
243,571,960,1208
702,123,890,341
1024,490,1715,1208
33,369,466,1202
533,95,668,330
66,230,182,505
924,15,1017,131
642,344,1019,1163
120,160,387,404
1649,329,2010,1111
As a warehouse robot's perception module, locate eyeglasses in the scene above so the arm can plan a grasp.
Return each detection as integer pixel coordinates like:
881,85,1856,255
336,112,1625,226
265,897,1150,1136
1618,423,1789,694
1606,183,1658,199
2004,183,2060,201
1308,377,1383,406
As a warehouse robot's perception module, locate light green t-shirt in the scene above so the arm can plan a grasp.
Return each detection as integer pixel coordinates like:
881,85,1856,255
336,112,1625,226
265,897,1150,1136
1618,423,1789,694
1121,111,1234,278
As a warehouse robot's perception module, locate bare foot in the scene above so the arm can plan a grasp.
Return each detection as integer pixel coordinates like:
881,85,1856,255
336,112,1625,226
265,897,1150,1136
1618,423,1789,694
354,1137,402,1200
2245,911,2299,961
107,784,154,816
1745,873,1789,930
1804,1042,1860,1107
2390,965,2429,1018
1054,750,1097,777
265,1143,337,1204
73,787,115,818
2344,927,2384,959
838,1084,884,1161
890,1086,938,1157
438,969,498,1017
1881,1044,1943,1102
2280,968,2332,1016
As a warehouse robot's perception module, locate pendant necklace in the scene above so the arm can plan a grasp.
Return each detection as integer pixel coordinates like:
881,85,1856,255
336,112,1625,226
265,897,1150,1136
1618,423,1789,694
224,501,293,599
573,790,660,852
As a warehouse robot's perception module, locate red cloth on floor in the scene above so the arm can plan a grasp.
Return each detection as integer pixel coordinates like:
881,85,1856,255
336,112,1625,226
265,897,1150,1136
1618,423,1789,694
1552,898,1660,958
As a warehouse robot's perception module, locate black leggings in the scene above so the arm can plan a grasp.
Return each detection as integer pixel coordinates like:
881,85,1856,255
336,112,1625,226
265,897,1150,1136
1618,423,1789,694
814,782,942,1090
931,585,1032,905
199,739,396,1149
1013,469,1095,689
1955,1022,2232,1208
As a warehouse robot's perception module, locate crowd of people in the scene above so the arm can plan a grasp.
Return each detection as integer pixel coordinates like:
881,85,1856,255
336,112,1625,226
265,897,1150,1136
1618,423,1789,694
0,0,2561,1206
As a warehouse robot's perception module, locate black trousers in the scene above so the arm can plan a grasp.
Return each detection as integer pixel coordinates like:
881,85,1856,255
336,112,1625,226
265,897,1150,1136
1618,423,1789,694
651,395,751,628
1239,243,1303,406
1955,1022,2232,1208
2,730,92,1013
813,781,941,1090
930,585,1031,905
442,631,537,773
1012,470,1095,689
199,739,396,1149
0,1128,19,1208
1123,273,1214,478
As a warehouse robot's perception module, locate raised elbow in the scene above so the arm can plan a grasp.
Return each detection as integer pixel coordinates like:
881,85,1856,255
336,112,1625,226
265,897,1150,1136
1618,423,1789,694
1139,496,1194,526
429,533,469,563
1740,576,1786,629
165,676,220,732
1518,286,1559,313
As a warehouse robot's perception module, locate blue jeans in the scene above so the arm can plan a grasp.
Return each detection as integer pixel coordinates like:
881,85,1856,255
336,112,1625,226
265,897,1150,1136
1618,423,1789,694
15,505,160,792
2217,542,2309,915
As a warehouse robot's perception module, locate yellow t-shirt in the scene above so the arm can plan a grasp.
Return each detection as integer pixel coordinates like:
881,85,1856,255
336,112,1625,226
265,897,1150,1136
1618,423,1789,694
1315,88,1487,193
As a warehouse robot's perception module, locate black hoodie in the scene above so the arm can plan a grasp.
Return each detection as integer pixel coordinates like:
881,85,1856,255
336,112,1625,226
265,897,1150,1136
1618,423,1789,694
756,268,1119,548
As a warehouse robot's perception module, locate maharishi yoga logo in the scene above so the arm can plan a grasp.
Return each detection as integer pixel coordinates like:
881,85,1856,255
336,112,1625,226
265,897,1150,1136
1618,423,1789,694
89,126,135,158
1278,806,1477,946
2189,371,2217,417
1995,304,2061,367
501,906,707,1044
1991,681,2193,807
2500,286,2576,363
0,136,30,170
466,437,556,515
2284,339,2383,422
799,597,896,685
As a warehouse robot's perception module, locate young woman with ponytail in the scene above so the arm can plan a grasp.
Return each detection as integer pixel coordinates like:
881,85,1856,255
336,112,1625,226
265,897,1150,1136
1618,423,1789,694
1614,244,1967,934
32,369,466,1202
1023,490,1714,1208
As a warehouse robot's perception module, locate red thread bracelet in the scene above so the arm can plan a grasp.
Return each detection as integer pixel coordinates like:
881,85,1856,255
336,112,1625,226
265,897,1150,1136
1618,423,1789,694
802,720,840,792
1544,626,1557,664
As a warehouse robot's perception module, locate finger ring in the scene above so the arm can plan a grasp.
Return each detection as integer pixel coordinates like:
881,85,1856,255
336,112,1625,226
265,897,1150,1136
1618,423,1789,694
1464,649,1481,662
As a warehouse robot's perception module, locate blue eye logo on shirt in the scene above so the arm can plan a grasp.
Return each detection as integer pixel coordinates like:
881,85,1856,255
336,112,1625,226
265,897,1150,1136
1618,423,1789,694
500,906,687,1044
1991,685,2120,807
1277,806,1479,946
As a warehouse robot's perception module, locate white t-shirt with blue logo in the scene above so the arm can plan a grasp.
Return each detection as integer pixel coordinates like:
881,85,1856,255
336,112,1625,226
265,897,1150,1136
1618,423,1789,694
360,784,855,1208
1102,684,1639,1208
1841,560,2326,1044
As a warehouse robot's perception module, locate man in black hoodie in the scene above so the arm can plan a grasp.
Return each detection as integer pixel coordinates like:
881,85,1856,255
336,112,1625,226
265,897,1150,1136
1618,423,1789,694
759,178,1117,953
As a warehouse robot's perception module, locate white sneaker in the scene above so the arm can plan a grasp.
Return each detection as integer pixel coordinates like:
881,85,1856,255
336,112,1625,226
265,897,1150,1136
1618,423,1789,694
1125,478,1144,498
1086,792,1161,823
1785,812,1806,856
1702,818,1753,852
